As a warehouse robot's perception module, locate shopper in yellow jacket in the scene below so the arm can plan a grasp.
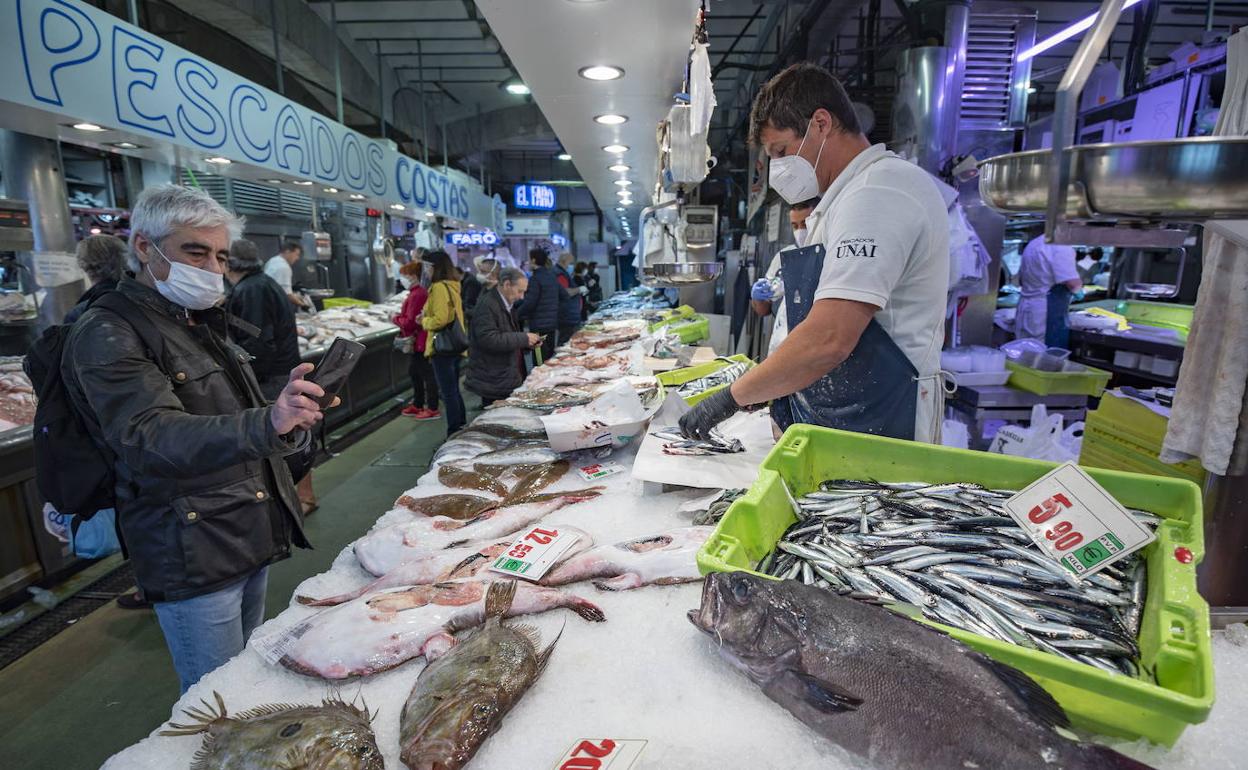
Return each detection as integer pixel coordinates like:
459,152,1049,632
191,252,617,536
419,251,467,434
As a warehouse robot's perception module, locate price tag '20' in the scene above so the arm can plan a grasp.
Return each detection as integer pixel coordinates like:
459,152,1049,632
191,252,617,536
1003,462,1156,579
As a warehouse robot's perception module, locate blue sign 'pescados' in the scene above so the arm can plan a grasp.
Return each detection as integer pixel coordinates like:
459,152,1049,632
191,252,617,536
2,0,496,224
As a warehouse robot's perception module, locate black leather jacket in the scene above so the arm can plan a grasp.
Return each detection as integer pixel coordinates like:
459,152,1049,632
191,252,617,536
63,278,310,602
464,288,528,400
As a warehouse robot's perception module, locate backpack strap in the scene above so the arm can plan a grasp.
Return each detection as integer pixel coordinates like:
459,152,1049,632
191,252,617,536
90,292,168,364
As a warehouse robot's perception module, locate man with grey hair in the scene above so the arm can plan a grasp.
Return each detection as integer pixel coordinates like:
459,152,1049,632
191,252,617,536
62,184,335,693
225,238,301,399
465,266,540,407
64,234,127,323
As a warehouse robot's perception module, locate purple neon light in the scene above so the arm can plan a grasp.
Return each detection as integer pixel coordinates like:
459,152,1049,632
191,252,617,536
1018,0,1144,63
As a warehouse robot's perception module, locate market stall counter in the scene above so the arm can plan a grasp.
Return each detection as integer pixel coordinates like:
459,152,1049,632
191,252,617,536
103,296,1245,770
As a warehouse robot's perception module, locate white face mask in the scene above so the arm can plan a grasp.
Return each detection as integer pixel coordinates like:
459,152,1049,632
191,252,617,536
769,118,826,205
145,241,225,310
793,228,808,248
399,275,414,289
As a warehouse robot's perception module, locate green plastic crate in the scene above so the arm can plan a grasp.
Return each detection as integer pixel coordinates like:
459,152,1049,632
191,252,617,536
1006,360,1112,396
322,297,373,309
665,316,709,344
646,304,696,332
698,424,1212,746
1081,421,1207,487
655,354,753,405
1082,300,1194,341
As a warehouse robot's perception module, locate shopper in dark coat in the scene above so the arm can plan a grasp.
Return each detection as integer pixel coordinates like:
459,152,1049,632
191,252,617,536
555,252,585,344
465,268,540,406
62,184,331,693
65,235,127,323
225,239,303,400
516,249,561,362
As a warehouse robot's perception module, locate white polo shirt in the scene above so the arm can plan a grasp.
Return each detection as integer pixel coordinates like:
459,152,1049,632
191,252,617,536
265,255,293,294
802,143,950,442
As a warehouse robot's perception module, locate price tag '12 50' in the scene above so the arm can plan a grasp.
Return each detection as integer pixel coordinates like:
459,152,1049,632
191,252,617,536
488,525,579,582
1003,462,1155,579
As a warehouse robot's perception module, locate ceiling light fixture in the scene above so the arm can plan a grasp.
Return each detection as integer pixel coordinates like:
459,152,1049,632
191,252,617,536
323,187,338,193
70,122,107,132
608,163,630,172
594,113,628,125
390,204,405,211
292,180,313,186
349,193,365,200
579,65,624,81
426,211,435,217
615,206,625,212
261,178,283,184
556,153,572,161
111,141,141,149
205,156,232,165
602,144,628,154
613,179,631,187
1018,0,1142,62
505,82,531,95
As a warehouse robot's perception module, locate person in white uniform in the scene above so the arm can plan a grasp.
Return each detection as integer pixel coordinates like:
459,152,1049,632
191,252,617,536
1016,234,1081,343
751,198,819,357
264,240,306,310
681,62,949,444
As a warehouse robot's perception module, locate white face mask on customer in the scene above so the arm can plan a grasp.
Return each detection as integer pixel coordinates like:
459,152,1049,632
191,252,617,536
768,117,826,205
399,275,414,289
145,242,225,310
793,228,808,248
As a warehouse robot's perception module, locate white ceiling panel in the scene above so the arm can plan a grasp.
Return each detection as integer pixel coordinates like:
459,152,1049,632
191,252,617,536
477,0,701,235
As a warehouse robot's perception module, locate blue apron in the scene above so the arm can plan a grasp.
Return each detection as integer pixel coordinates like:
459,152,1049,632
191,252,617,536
1045,284,1072,349
771,243,918,440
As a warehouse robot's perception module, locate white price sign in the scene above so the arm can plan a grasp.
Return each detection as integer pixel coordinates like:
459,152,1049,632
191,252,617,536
1003,462,1155,578
251,619,312,665
488,525,580,582
577,462,624,482
552,739,646,770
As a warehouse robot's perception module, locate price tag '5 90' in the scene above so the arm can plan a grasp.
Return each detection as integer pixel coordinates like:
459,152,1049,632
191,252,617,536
1003,462,1156,579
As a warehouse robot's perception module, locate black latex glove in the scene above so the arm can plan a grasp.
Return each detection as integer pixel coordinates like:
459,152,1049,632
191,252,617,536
679,387,742,441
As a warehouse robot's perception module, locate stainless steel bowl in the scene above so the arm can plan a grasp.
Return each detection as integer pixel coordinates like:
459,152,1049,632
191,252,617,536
304,288,335,298
979,137,1248,220
647,261,723,286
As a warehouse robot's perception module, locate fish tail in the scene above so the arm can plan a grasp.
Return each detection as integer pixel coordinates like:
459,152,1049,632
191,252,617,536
537,621,565,674
485,580,518,619
567,595,607,622
1079,745,1156,770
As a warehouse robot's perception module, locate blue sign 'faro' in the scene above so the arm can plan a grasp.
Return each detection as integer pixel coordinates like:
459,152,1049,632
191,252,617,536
513,183,556,211
446,230,499,247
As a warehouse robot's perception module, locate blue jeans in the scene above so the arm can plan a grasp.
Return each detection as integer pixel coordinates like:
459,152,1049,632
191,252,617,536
431,354,466,435
153,567,269,693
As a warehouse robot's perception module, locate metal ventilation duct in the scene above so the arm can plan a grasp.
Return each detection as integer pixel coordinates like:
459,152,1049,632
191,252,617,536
960,10,1037,130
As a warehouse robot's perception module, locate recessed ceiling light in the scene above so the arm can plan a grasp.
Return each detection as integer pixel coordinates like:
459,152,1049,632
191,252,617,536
322,187,338,193
505,82,531,95
111,141,141,149
580,65,624,81
292,180,313,186
205,156,232,165
426,211,435,217
608,163,630,172
261,178,284,184
349,193,365,200
614,179,631,187
556,153,572,161
70,122,106,132
390,203,405,210
602,144,628,154
615,206,625,211
594,114,628,125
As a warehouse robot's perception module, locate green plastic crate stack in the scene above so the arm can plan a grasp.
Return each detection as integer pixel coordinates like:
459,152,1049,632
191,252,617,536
698,424,1212,746
1079,394,1206,487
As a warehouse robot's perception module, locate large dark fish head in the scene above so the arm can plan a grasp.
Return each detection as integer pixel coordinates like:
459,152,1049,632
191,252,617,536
688,573,808,683
401,683,507,770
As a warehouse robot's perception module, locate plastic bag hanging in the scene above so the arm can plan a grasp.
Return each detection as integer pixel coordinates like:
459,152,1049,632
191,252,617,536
689,41,716,136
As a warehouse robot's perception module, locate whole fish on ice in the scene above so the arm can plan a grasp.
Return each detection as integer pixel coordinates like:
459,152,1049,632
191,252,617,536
394,493,499,521
689,573,1154,770
296,527,594,606
355,495,594,576
543,527,711,590
279,581,603,679
399,582,558,770
438,465,510,498
466,446,562,475
159,691,383,770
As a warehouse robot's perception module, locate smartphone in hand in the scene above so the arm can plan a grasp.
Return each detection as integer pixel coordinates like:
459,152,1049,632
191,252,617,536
306,337,366,408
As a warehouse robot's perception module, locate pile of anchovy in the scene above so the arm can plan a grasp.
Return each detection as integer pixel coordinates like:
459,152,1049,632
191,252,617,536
759,479,1157,679
650,427,745,456
676,360,750,398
